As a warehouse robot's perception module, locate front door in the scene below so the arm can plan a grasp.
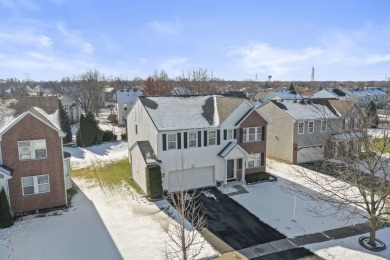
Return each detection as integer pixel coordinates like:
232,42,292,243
227,159,234,179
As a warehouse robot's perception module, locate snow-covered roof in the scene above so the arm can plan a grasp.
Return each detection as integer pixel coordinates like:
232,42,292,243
271,99,339,120
323,88,347,97
274,90,303,99
346,87,386,97
139,95,245,131
116,89,143,103
331,132,363,140
218,142,236,158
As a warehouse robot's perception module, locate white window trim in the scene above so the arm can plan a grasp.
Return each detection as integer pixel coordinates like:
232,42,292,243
247,153,262,168
298,122,305,135
243,127,262,142
321,120,327,132
188,132,197,148
167,133,177,150
227,129,234,140
18,139,47,160
21,175,50,196
208,130,217,146
308,121,314,134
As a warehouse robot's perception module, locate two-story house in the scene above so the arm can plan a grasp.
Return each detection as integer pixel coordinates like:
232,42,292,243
258,99,363,164
343,87,387,108
59,94,82,124
0,96,72,216
127,95,269,193
116,89,143,125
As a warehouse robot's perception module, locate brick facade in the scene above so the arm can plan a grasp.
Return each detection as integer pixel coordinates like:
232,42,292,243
1,114,67,214
238,110,268,174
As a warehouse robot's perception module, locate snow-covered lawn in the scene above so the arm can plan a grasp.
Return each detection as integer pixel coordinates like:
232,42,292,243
233,159,390,259
0,143,217,260
63,141,128,169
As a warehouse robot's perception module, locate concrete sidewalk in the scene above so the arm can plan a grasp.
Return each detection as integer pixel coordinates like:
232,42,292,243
216,221,390,259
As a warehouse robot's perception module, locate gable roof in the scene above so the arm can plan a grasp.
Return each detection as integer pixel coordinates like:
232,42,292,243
0,165,13,179
269,99,338,120
5,96,59,117
327,100,360,117
139,95,245,131
130,141,158,164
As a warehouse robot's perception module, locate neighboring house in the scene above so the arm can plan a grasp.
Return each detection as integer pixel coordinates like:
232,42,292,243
171,86,192,95
257,89,303,105
116,89,143,125
343,87,387,108
27,85,54,96
259,99,363,164
311,88,349,100
0,96,72,216
59,95,82,124
127,95,269,193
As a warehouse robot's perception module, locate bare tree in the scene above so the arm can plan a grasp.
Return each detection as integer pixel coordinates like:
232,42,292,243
64,70,106,114
176,68,218,94
286,104,389,250
144,70,173,96
160,158,207,260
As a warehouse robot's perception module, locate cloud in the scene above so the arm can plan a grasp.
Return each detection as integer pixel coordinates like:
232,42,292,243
149,18,181,34
158,57,187,76
0,30,53,48
57,22,94,53
0,0,39,12
228,25,390,79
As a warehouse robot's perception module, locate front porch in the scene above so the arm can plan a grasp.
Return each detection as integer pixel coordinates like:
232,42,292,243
218,142,247,184
326,132,362,159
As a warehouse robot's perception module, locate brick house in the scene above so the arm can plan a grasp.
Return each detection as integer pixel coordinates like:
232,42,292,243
0,97,71,215
127,95,269,193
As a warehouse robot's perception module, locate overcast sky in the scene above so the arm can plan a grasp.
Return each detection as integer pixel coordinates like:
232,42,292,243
1,0,389,81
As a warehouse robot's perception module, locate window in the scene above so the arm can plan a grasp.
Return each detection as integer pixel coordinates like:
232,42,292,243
227,129,234,140
167,134,177,149
345,118,350,130
21,175,50,195
308,121,314,133
64,160,70,178
248,153,262,168
188,132,197,148
298,122,304,134
18,140,47,160
208,130,216,145
243,127,262,142
321,120,327,132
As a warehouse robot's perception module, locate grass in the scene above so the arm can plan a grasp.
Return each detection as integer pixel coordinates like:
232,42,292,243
72,159,144,194
373,138,390,154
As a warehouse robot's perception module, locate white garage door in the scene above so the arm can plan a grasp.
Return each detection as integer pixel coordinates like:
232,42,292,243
297,146,324,163
168,166,214,192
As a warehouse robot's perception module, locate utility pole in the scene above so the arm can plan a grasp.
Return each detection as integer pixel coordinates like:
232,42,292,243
311,66,315,81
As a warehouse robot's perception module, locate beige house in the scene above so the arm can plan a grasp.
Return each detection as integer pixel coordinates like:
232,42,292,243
258,99,363,164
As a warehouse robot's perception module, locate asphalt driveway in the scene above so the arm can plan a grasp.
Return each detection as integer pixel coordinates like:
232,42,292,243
197,188,286,250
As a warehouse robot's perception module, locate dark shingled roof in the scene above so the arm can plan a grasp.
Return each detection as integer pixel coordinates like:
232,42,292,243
137,141,157,163
63,151,72,159
216,97,245,124
1,96,60,117
0,165,13,177
332,88,346,97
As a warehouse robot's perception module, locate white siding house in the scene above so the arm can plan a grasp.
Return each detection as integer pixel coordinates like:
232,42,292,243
60,95,82,124
116,89,143,125
311,88,349,100
343,87,387,108
127,95,269,193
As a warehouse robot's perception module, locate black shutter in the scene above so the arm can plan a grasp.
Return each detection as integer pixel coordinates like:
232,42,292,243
198,131,202,147
162,134,167,151
261,153,265,166
177,133,181,149
204,131,208,146
234,129,237,139
240,128,244,142
184,132,188,149
217,130,221,145
223,129,227,140
261,126,265,141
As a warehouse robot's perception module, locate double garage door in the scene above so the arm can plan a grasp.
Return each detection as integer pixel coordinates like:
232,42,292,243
297,146,324,163
168,166,214,192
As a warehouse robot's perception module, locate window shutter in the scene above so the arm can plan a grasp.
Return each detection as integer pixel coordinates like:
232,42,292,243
217,130,221,145
204,131,208,146
198,131,202,147
183,132,188,149
177,133,181,149
240,128,244,142
261,153,265,166
234,129,237,139
261,126,265,141
162,134,167,151
223,129,227,140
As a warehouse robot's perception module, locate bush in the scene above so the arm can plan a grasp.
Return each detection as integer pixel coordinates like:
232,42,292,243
146,165,163,200
107,114,118,124
0,187,13,228
245,172,270,184
120,133,127,141
103,130,117,142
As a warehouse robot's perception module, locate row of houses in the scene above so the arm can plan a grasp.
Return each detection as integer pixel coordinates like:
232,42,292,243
126,93,366,194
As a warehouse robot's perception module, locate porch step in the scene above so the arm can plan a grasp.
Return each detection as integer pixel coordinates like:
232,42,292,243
224,180,246,188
